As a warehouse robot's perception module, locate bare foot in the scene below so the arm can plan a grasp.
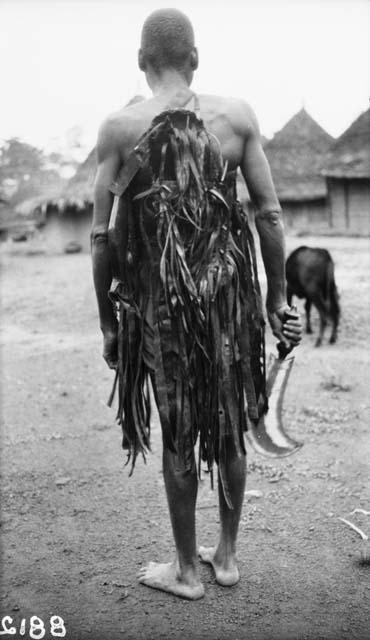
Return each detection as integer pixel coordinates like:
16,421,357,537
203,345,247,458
198,546,240,586
138,561,205,600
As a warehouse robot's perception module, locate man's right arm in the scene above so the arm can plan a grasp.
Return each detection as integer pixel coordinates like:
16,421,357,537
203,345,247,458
91,119,122,367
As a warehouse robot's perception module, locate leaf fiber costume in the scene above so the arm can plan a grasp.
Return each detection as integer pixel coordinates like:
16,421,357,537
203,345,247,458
108,101,267,506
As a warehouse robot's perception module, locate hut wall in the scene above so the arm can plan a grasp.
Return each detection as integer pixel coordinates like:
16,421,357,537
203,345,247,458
347,179,370,232
281,199,329,230
328,178,370,233
327,179,346,228
41,207,92,253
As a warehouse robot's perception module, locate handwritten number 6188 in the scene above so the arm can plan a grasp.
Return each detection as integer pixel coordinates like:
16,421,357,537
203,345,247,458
0,616,66,638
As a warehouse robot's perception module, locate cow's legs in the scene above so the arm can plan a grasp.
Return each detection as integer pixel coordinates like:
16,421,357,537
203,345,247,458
329,315,338,344
304,298,313,334
329,289,340,344
312,296,327,347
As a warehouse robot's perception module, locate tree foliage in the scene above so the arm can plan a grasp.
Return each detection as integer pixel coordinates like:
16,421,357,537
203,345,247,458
0,138,68,206
0,138,44,180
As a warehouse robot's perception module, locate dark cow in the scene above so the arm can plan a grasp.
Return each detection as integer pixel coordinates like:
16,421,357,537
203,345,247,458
286,246,340,347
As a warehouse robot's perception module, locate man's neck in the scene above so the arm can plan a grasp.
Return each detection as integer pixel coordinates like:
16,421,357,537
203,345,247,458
147,68,192,98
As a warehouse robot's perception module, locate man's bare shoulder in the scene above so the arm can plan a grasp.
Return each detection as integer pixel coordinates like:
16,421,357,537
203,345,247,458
97,109,137,153
97,98,158,160
199,94,258,137
96,112,125,160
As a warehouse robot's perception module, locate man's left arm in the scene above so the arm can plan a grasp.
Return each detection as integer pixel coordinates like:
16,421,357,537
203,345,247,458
239,103,302,347
91,120,122,368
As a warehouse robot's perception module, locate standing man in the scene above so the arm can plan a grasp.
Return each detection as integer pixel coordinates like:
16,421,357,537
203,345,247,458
91,8,302,600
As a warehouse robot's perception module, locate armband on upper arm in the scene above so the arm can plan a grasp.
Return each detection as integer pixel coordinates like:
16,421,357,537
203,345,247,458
90,226,109,246
255,209,282,225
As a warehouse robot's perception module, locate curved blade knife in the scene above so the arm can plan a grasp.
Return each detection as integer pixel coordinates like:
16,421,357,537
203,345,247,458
246,308,303,458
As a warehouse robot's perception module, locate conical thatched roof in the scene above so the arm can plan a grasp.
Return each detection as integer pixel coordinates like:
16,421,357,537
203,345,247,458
13,174,66,216
322,107,370,178
264,108,334,201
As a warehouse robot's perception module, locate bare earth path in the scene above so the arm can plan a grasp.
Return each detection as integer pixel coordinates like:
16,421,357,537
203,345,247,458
0,235,369,640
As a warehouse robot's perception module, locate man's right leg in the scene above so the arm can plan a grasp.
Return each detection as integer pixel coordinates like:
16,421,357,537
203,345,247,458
199,437,246,586
138,446,205,600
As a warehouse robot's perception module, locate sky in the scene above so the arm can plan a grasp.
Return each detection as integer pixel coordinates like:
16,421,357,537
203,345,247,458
1,0,369,157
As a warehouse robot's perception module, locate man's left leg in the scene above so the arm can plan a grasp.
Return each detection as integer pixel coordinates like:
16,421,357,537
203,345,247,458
199,437,246,586
138,446,205,599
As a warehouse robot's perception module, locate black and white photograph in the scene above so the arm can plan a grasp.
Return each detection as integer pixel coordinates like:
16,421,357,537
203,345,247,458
0,1,369,638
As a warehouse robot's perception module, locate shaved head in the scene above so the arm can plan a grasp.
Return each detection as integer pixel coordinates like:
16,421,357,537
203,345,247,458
140,8,196,72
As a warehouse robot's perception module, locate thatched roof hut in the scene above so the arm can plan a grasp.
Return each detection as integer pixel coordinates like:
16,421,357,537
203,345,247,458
12,149,94,216
60,147,97,210
264,108,334,202
14,184,65,217
321,108,370,232
322,107,370,179
263,108,334,229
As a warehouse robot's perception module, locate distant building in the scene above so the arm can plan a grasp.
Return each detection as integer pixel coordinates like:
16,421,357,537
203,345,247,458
264,108,334,230
36,147,97,253
322,107,370,233
0,201,36,242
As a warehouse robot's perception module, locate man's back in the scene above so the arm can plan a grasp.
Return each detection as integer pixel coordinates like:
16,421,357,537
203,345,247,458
105,93,252,170
100,90,280,216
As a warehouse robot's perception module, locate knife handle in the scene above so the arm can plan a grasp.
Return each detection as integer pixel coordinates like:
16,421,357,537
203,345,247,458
277,306,298,359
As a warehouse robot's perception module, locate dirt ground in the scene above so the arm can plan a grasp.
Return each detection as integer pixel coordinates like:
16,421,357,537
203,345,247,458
1,233,369,640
